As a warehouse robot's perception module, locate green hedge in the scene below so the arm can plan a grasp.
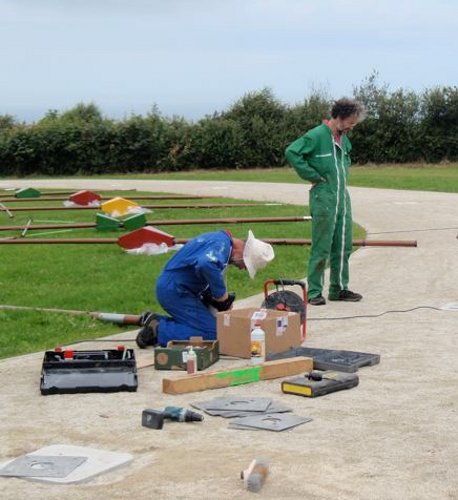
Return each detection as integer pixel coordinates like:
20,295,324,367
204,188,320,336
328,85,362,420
1,77,458,176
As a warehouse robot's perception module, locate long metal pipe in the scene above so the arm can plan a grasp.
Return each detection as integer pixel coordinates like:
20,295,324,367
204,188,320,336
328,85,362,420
0,189,138,198
0,194,211,202
0,215,312,232
0,237,418,247
1,202,281,212
0,303,141,325
0,191,77,198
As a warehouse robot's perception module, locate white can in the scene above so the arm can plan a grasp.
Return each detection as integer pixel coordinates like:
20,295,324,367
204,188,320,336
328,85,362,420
250,323,265,365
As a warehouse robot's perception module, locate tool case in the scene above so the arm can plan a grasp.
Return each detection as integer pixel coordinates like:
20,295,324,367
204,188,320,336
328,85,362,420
281,370,359,398
267,347,380,373
40,348,138,395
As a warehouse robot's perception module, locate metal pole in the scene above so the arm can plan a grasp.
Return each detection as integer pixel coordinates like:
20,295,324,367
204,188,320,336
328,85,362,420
0,194,211,202
2,202,283,212
0,222,97,231
0,215,311,232
0,189,139,198
146,216,312,226
0,304,142,325
0,237,418,247
0,238,117,244
0,202,14,218
175,238,418,247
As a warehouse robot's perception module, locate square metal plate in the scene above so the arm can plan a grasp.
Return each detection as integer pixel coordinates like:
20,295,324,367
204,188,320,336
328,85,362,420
228,413,312,431
0,455,87,478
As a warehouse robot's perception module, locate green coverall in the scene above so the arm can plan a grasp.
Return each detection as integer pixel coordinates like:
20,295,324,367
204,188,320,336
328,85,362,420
285,123,353,300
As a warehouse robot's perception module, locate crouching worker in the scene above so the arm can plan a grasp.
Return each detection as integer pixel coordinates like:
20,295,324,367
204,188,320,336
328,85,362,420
136,229,275,348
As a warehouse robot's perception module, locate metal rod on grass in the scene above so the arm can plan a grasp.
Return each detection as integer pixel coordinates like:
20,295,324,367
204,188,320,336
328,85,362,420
0,304,142,325
20,218,32,238
0,237,418,247
0,194,212,202
0,189,139,198
3,202,283,212
0,202,14,218
0,215,312,232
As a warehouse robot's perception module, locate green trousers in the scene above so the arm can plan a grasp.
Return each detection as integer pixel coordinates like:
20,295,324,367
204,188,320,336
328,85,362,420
307,184,353,300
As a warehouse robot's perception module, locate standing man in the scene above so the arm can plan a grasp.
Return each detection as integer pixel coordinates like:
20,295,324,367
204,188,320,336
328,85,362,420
136,229,274,347
285,97,365,305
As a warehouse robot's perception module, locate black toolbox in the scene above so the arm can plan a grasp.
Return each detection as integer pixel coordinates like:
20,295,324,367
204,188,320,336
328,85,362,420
40,348,138,395
267,347,380,373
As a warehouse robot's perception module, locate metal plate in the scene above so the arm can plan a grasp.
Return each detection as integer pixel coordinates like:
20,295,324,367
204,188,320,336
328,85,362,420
192,399,291,418
0,445,133,484
0,455,87,478
202,397,272,412
228,413,312,431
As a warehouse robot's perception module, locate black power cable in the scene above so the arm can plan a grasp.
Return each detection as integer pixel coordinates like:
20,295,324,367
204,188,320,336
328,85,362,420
309,305,444,321
59,306,448,347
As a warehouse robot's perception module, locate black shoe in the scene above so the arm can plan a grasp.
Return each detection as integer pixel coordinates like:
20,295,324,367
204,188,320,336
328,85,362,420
135,314,159,349
329,290,363,302
139,310,155,326
308,295,326,306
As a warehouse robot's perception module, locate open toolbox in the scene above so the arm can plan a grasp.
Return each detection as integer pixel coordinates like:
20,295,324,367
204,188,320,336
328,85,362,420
40,347,138,395
267,347,380,373
154,337,219,371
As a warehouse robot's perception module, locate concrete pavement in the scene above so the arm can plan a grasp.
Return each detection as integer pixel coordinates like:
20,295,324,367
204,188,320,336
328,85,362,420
0,178,457,500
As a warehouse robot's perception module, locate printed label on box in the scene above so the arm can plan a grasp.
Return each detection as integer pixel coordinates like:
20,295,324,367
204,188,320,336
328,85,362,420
223,313,231,327
276,316,288,336
251,310,268,322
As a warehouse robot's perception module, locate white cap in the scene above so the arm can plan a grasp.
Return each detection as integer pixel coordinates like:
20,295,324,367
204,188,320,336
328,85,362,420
243,230,275,279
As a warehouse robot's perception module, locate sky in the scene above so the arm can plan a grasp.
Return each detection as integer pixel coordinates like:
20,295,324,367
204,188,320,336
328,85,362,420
1,0,457,122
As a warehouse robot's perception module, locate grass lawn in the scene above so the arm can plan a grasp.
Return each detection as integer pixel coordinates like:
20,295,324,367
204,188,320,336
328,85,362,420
1,162,455,359
35,163,458,193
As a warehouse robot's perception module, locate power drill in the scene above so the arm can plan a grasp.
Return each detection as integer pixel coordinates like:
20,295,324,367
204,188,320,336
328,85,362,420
142,406,204,430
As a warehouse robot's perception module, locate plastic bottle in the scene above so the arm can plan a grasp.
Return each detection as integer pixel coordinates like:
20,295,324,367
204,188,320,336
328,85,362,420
186,346,197,374
250,322,265,365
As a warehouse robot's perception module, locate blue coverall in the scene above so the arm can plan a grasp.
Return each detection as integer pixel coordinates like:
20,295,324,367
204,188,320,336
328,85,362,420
155,230,232,346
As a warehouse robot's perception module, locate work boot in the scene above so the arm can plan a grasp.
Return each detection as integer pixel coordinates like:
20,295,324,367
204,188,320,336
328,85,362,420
139,310,155,326
329,290,363,302
308,295,326,306
136,313,159,349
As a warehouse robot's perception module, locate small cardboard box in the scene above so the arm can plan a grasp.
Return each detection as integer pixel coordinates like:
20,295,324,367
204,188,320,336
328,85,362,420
217,308,302,358
154,337,219,371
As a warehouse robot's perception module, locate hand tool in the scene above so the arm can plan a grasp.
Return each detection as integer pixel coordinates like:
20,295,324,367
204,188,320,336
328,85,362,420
141,406,204,429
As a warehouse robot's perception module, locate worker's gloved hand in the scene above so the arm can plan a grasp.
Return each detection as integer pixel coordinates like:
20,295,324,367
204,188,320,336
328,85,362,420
200,290,236,311
199,289,213,308
210,292,236,312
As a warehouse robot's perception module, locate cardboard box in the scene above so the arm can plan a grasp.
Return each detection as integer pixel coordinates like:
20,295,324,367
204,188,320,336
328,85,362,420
217,308,302,358
154,337,219,371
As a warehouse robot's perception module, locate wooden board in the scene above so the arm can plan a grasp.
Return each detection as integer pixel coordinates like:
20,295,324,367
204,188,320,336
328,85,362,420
162,356,313,394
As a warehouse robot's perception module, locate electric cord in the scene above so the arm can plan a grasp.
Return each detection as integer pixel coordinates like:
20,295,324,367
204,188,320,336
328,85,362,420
367,226,458,235
59,306,448,347
309,305,444,321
